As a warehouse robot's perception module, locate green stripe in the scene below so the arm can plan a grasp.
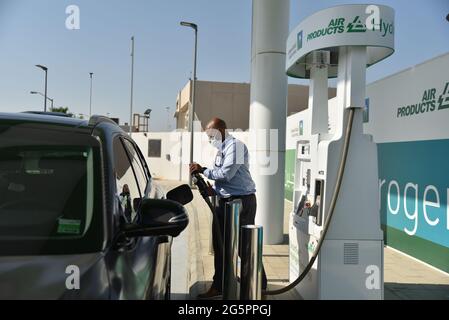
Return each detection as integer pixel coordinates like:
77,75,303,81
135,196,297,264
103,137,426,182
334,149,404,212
384,225,449,274
284,149,295,201
285,188,294,202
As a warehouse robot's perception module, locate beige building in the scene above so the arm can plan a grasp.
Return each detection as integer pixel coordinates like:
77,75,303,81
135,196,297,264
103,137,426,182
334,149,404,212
175,80,336,130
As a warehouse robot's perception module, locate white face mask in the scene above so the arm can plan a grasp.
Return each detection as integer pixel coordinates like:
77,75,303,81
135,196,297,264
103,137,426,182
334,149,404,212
209,137,222,149
207,129,223,149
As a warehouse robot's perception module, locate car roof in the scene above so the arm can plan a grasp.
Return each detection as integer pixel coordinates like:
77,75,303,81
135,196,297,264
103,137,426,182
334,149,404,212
0,112,127,142
0,112,89,128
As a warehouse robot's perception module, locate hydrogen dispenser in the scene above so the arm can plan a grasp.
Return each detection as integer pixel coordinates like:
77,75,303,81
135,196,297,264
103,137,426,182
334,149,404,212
286,4,395,299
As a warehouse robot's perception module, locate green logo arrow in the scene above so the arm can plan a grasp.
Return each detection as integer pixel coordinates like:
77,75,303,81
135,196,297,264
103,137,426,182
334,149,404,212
438,82,449,110
347,16,366,33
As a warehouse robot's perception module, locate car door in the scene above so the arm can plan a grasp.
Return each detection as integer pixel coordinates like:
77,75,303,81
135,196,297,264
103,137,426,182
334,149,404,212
121,138,172,300
105,135,164,300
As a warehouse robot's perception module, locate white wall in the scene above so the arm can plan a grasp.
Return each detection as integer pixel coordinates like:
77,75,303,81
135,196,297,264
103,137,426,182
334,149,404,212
132,132,183,181
134,130,250,183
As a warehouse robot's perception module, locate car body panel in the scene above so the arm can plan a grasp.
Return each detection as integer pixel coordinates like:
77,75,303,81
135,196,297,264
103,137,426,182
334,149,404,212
0,253,109,299
0,113,178,300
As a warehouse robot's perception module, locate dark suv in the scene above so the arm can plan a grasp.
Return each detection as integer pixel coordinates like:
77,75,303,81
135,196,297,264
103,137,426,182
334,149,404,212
0,112,191,300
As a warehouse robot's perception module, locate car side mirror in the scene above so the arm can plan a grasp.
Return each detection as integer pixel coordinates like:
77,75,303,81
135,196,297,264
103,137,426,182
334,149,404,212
166,184,193,205
122,198,189,238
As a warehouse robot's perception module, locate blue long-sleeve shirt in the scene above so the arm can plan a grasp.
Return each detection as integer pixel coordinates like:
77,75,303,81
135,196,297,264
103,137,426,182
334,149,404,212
203,135,256,198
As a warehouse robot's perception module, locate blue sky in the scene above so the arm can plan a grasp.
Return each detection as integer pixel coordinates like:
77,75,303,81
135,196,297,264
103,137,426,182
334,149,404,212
0,0,448,131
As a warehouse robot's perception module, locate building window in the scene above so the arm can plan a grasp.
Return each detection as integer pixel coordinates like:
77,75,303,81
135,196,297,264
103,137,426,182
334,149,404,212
148,139,162,158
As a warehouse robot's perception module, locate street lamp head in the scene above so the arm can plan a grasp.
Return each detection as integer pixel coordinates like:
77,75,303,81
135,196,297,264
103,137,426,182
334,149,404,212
144,108,152,116
180,21,198,30
89,72,94,77
35,64,48,71
30,91,38,95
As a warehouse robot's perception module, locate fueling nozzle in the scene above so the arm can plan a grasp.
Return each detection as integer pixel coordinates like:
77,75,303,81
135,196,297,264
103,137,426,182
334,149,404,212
309,195,321,220
295,195,312,217
192,171,215,198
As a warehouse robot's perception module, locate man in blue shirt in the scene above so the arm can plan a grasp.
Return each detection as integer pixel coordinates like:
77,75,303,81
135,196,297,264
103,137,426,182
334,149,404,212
190,118,267,299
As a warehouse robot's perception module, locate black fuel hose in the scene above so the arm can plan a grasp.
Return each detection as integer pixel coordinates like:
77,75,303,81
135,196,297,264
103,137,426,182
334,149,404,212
264,108,356,296
192,172,224,256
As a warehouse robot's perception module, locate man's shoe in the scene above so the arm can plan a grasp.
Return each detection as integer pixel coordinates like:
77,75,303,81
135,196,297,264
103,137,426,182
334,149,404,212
197,287,222,299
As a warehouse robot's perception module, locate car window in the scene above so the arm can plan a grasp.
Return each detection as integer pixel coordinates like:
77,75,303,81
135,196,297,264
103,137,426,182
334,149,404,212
113,137,143,223
127,139,151,180
122,139,149,195
0,124,103,256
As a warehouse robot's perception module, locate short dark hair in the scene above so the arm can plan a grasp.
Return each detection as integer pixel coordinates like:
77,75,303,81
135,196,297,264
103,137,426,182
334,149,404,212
207,117,227,130
215,118,227,129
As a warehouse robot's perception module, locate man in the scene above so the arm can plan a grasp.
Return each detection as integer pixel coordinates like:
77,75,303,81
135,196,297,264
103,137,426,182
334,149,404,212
190,118,267,299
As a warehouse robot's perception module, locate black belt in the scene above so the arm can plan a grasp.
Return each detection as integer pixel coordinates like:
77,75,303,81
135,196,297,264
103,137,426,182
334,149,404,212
221,194,255,202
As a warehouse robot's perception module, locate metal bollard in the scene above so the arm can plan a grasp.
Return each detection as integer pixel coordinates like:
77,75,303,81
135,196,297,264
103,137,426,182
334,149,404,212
208,195,218,255
240,225,263,300
222,199,241,300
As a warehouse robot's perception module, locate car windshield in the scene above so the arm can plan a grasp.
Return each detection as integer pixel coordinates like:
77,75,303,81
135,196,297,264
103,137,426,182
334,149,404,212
0,123,103,256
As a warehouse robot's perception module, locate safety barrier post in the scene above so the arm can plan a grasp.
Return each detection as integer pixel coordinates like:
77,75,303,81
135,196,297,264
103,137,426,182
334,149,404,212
222,199,241,300
240,225,263,300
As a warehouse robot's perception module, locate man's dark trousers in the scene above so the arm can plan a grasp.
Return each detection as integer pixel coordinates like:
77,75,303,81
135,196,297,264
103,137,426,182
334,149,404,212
211,194,268,292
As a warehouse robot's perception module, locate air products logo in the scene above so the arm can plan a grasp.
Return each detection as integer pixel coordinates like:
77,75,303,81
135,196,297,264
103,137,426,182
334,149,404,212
347,16,366,32
396,82,449,118
307,18,345,41
306,16,393,41
438,82,449,110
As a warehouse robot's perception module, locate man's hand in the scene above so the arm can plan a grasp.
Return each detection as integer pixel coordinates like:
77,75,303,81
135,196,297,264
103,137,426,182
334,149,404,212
189,163,204,175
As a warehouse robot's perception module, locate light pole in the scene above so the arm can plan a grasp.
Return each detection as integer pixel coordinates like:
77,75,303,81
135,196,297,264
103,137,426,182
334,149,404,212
180,21,198,186
30,91,53,111
129,36,135,136
89,72,94,118
35,65,48,112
